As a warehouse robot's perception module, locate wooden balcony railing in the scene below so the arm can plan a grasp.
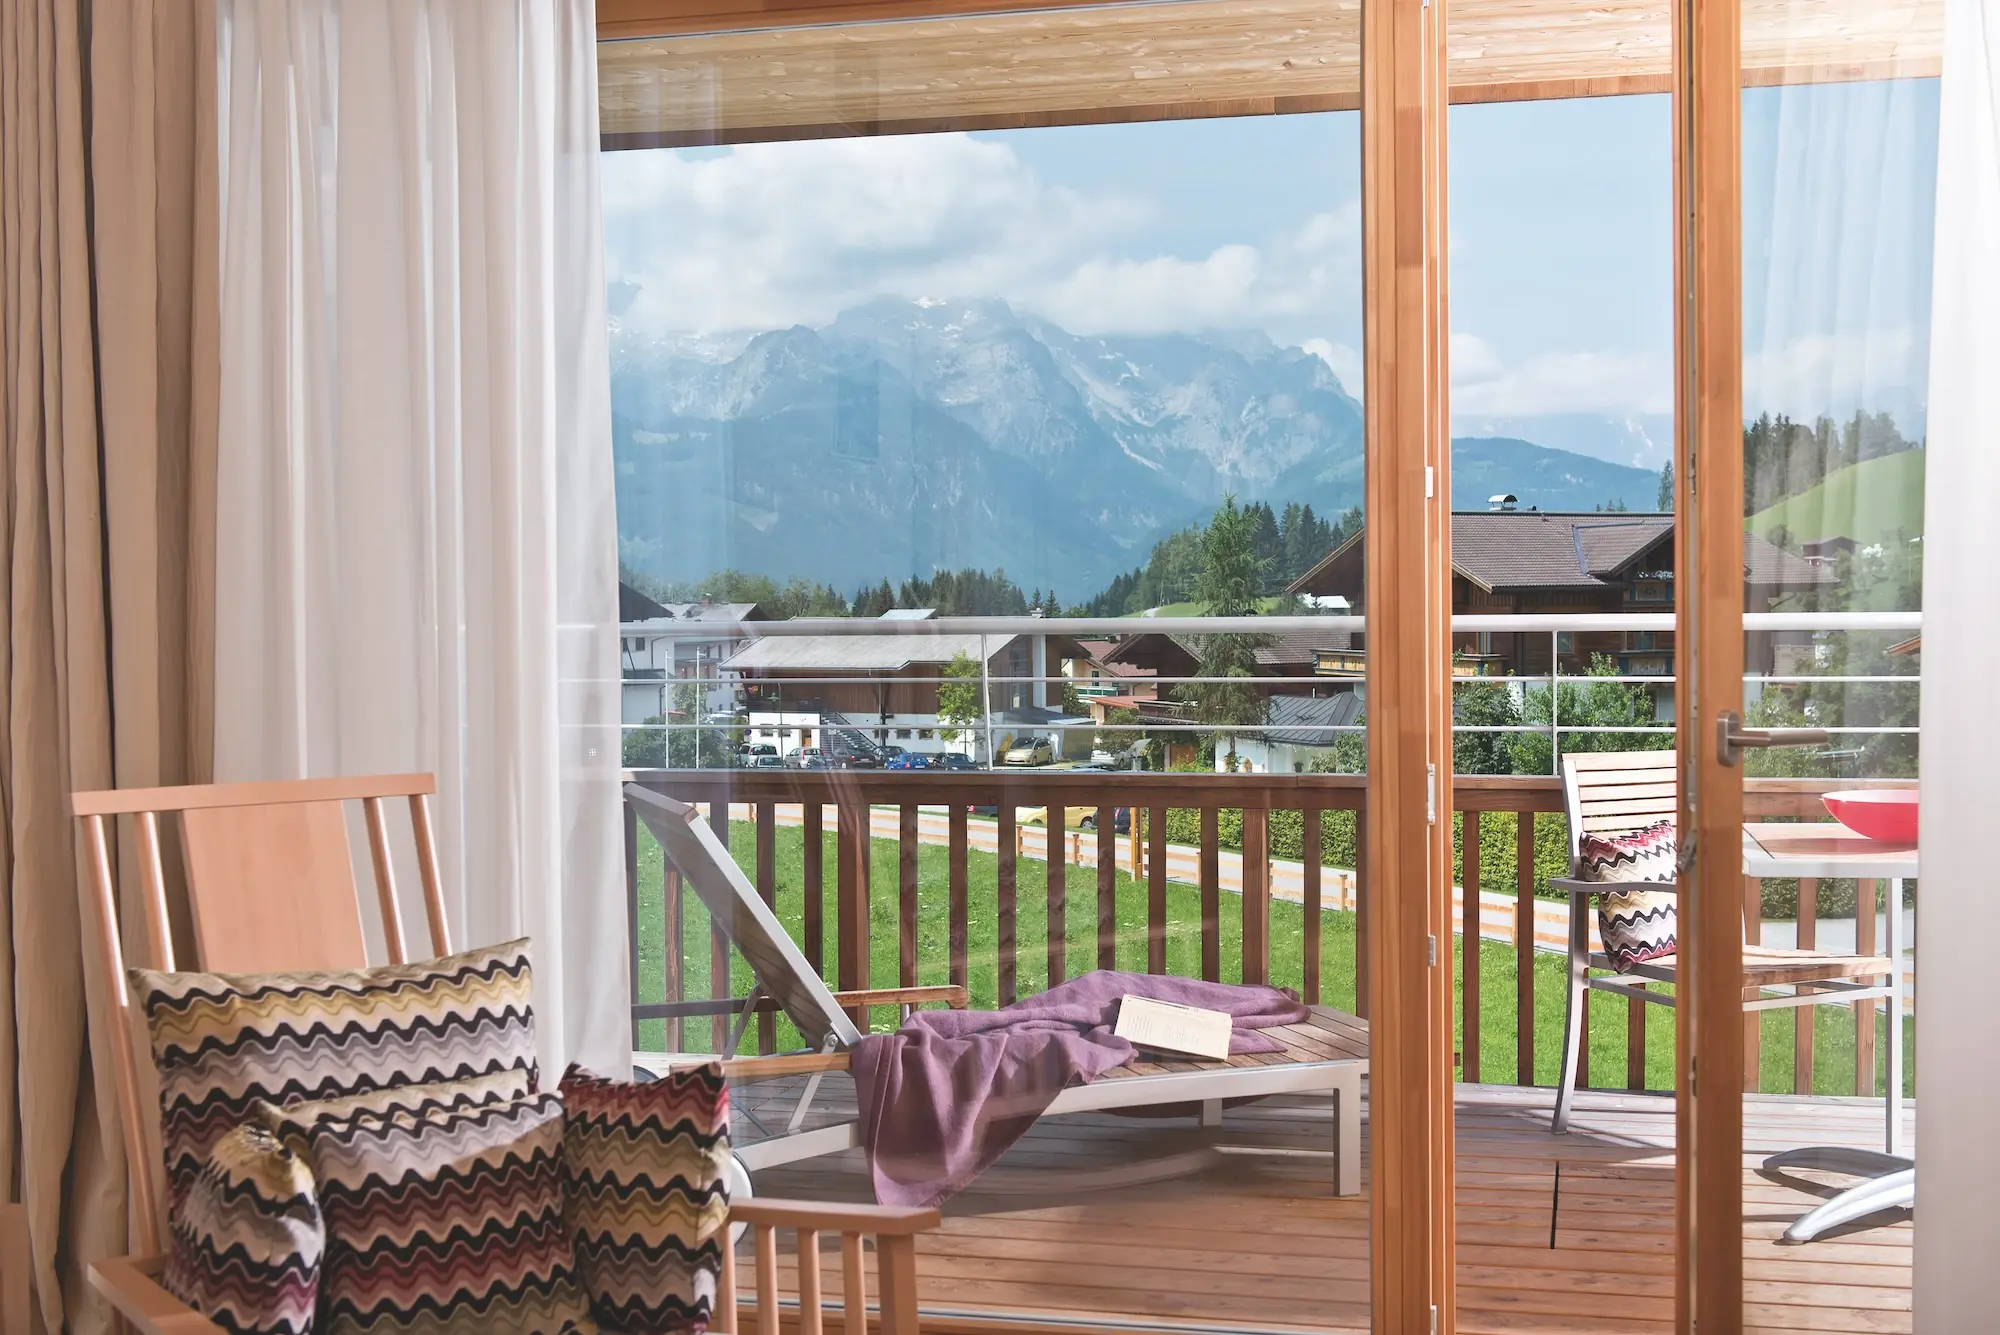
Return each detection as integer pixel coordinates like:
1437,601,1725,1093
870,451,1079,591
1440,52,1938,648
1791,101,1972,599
624,769,1910,1097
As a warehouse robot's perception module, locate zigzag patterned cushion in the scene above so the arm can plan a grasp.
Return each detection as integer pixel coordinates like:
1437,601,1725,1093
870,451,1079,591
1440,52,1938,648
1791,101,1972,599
1576,820,1678,971
131,940,538,1213
292,1090,596,1335
162,1123,324,1335
559,1063,731,1333
256,1068,533,1154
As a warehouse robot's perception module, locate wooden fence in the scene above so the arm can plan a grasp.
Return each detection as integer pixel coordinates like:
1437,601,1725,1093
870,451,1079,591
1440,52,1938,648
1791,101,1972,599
623,770,1900,1095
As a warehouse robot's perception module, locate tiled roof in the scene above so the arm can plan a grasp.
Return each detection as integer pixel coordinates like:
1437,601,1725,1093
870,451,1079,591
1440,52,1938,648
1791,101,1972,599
1249,628,1357,664
725,633,1018,672
1258,691,1365,746
1452,514,1670,590
619,581,670,620
1743,534,1836,586
1287,512,1833,595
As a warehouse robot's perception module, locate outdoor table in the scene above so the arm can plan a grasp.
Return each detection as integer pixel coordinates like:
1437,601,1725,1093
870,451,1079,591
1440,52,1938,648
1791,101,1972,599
1742,822,1914,1243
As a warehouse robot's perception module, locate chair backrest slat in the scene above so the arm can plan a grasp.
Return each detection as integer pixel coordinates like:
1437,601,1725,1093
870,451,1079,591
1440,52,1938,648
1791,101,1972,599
180,800,372,973
70,772,446,1258
1561,751,1678,871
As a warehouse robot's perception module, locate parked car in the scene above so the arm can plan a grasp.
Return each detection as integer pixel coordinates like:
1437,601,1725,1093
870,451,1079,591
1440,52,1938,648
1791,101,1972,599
797,755,835,770
1001,737,1054,767
885,752,931,770
932,753,979,771
739,743,777,758
1077,807,1132,835
787,746,824,768
837,752,879,769
748,754,787,770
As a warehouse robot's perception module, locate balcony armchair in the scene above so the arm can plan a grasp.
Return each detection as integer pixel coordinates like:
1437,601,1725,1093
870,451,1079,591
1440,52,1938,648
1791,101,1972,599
1550,751,1897,1132
71,774,935,1335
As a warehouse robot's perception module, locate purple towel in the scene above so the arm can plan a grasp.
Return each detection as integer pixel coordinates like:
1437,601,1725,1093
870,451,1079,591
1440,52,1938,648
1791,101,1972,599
849,970,1309,1207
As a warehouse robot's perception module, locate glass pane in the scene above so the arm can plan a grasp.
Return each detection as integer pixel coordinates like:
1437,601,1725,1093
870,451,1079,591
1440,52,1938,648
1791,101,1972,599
602,6,1369,1328
1736,0,1937,1315
1445,87,1684,1323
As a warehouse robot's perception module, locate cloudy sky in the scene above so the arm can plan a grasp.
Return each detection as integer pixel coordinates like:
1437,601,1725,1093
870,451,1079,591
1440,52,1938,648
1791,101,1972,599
602,79,1938,434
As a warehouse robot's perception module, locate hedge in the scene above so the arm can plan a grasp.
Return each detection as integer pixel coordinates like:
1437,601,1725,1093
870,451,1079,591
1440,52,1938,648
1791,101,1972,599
1158,803,1571,900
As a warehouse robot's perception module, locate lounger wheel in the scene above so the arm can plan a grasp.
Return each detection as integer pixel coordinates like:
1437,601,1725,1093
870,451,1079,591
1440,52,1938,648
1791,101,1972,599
726,1150,754,1245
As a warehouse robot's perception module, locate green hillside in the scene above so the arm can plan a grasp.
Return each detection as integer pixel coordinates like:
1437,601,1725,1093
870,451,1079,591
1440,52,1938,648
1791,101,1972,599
1747,450,1925,548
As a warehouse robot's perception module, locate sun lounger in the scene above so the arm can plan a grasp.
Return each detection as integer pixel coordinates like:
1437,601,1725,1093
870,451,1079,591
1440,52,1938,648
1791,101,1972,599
627,784,1367,1196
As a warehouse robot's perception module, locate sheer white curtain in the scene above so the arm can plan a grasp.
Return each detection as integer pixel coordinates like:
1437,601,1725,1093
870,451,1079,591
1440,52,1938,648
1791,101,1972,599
1918,0,2000,1319
210,0,629,1078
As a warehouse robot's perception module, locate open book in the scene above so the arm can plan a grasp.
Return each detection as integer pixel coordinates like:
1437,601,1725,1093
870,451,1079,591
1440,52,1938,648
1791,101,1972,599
1113,995,1233,1060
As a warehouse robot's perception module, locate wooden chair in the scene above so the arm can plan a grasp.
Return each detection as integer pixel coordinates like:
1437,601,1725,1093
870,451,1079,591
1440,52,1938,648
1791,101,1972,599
1550,751,1897,1132
71,774,936,1335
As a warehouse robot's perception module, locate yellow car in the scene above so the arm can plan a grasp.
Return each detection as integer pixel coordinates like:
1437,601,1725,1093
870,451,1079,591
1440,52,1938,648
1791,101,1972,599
1001,737,1054,766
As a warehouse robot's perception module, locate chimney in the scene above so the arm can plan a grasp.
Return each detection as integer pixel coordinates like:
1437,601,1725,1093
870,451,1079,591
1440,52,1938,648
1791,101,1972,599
1488,493,1518,512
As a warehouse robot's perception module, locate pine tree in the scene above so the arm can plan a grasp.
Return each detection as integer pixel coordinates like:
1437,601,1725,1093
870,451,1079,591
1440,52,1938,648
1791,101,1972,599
1182,497,1272,767
1657,462,1674,512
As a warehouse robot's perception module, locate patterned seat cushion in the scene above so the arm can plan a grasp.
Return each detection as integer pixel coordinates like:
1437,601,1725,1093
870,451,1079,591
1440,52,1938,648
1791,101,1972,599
559,1064,730,1334
255,1069,533,1154
1576,820,1679,971
286,1090,596,1335
163,1124,325,1335
131,939,538,1212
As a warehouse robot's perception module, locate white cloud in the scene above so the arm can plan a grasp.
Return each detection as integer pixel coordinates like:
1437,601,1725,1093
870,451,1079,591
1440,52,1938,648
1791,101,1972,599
1744,326,1923,421
1028,203,1361,339
1302,338,1364,398
1448,336,1671,417
1449,332,1503,381
602,138,1362,352
602,136,1143,335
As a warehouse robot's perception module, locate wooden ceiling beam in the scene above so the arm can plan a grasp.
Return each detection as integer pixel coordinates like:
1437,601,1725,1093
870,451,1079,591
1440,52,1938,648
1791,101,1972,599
598,0,1939,147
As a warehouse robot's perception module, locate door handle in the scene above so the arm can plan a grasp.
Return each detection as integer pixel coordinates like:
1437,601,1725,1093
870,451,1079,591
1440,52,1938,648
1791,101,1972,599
1716,710,1830,767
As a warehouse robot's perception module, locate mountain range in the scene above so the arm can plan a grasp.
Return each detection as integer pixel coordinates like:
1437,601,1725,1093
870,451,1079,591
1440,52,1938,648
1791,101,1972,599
612,297,1661,599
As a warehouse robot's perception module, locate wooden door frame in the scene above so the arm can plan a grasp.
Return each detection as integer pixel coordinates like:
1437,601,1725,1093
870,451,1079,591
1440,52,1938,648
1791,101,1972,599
594,1,1460,1329
1361,0,1455,1327
1672,0,1745,1328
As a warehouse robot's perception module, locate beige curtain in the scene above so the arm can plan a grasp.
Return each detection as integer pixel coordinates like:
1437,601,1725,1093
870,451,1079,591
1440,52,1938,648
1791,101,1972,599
1,2,216,1331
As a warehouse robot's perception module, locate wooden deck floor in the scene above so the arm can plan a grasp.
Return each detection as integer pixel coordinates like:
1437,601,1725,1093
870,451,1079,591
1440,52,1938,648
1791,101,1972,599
731,1056,1914,1334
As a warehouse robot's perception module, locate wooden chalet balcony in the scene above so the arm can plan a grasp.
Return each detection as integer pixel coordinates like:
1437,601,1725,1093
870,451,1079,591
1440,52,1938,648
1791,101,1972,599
621,767,1916,1334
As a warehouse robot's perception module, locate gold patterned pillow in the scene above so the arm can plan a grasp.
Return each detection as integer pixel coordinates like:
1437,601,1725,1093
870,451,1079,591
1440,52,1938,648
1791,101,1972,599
162,1123,324,1335
1577,821,1678,971
255,1069,533,1153
560,1063,731,1333
131,940,537,1212
290,1091,595,1335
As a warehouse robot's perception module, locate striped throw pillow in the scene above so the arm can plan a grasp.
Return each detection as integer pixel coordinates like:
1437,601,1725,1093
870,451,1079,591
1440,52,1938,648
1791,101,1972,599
162,1124,324,1335
297,1091,595,1335
131,940,538,1213
1577,820,1678,971
256,1069,533,1154
560,1064,731,1334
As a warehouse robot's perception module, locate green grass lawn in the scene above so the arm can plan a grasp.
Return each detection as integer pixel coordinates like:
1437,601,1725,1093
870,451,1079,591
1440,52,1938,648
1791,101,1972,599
1119,595,1293,617
1747,449,1925,551
633,819,1913,1099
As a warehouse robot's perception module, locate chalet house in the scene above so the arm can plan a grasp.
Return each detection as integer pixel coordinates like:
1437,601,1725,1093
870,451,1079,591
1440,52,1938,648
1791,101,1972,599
1286,512,1833,680
725,614,1089,758
1096,627,1360,692
1234,692,1368,775
619,583,766,724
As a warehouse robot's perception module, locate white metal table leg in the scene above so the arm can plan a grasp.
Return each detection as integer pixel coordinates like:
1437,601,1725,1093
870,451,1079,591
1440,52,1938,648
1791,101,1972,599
1780,1167,1914,1245
1885,876,1904,1156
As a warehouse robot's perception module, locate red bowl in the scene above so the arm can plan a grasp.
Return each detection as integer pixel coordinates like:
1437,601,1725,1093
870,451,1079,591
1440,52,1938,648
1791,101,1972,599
1822,789,1919,842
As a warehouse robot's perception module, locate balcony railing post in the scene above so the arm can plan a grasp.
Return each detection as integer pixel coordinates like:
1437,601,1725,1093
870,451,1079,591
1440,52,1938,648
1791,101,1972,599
997,804,1019,1005
1548,629,1560,775
1461,808,1481,1083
